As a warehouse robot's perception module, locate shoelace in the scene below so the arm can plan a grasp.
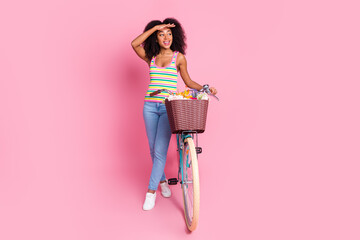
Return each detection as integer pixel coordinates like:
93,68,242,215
160,183,170,191
146,193,156,198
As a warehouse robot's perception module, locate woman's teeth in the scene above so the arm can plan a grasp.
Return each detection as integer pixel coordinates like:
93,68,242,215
164,41,170,46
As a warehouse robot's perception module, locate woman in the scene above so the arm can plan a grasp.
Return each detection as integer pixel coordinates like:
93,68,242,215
131,18,217,211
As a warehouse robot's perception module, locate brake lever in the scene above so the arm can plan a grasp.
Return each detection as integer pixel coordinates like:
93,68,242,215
202,84,219,101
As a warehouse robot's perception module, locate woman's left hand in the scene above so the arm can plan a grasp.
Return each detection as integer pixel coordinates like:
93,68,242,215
209,87,217,95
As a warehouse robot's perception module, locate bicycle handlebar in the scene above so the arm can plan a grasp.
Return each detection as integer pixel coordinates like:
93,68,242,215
149,89,173,97
149,84,219,101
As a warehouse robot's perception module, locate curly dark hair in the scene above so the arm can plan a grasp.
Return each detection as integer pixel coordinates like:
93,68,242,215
143,18,187,60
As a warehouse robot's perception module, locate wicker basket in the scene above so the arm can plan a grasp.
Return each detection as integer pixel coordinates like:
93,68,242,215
165,99,209,134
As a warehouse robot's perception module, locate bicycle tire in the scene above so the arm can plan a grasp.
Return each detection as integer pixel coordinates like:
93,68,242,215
181,137,200,231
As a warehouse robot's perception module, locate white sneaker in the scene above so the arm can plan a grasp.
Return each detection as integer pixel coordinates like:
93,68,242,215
160,180,171,198
143,192,156,211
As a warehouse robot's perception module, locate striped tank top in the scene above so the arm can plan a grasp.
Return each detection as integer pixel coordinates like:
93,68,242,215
144,51,179,103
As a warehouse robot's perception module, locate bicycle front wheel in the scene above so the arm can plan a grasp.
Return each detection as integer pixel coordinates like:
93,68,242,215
181,137,200,231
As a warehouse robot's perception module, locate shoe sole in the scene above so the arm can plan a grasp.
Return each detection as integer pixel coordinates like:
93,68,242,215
161,192,171,198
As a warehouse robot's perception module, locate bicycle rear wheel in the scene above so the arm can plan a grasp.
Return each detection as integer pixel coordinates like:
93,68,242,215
181,137,200,231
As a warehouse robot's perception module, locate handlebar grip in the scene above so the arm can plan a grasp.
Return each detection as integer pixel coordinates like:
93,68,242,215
150,90,161,97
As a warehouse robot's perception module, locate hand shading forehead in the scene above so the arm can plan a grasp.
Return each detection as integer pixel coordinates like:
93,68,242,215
158,28,172,33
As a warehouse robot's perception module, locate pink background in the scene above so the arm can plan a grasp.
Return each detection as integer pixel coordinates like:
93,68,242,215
1,0,359,239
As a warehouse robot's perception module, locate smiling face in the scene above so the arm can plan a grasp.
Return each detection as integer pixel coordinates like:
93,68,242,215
156,28,173,49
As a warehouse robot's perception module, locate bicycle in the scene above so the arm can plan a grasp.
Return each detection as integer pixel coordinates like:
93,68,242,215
150,85,219,231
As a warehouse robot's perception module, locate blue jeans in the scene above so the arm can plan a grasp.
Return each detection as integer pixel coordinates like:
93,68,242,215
143,102,172,190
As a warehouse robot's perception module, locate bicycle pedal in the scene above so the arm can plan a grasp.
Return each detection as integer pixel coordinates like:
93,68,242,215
167,178,178,185
196,147,202,154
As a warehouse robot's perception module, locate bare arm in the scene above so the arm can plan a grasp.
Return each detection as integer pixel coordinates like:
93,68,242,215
131,27,157,65
131,23,176,65
178,53,218,94
178,53,204,91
